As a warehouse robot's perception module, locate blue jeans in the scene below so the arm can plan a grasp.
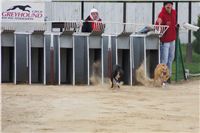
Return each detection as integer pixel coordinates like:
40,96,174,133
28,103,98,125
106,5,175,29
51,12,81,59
160,40,175,77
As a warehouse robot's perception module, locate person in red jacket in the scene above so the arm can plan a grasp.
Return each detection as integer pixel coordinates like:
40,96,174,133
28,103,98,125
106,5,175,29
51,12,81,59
82,8,103,32
156,1,177,83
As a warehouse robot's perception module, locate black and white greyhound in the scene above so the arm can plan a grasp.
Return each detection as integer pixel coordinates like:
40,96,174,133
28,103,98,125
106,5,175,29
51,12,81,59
111,65,124,88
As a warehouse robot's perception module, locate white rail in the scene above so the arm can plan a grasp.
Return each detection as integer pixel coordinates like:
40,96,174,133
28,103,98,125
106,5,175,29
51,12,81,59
1,20,169,37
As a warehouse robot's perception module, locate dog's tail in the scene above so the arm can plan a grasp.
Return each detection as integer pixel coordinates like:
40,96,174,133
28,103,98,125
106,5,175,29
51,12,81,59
7,6,15,11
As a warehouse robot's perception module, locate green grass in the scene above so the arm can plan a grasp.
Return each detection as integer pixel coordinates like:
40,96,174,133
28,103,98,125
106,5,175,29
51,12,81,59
171,44,200,81
180,44,200,73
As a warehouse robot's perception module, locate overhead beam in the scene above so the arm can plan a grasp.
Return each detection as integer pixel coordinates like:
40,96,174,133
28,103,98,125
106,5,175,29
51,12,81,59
52,0,200,2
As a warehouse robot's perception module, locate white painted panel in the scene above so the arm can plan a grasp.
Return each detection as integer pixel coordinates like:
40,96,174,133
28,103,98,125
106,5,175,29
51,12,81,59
51,2,81,21
126,3,152,33
154,2,164,23
45,2,53,21
127,3,152,24
178,3,188,43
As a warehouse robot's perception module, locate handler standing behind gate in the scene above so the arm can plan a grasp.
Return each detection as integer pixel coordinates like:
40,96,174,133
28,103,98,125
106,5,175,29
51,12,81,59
82,8,102,32
156,1,177,83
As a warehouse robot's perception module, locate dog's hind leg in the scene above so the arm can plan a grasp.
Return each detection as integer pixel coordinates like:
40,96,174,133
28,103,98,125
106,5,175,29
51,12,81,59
24,10,30,12
7,6,17,11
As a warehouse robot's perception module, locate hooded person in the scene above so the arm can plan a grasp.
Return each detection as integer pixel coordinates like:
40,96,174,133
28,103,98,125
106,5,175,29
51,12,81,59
82,8,102,32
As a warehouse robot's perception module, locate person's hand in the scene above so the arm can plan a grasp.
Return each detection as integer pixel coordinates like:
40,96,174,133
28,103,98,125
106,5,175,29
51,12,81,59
157,18,162,25
79,20,83,27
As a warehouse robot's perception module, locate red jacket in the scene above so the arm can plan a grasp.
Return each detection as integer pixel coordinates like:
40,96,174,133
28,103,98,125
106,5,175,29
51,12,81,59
156,7,177,43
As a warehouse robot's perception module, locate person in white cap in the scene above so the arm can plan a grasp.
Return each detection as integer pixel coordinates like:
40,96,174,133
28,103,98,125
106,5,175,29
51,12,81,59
82,8,102,32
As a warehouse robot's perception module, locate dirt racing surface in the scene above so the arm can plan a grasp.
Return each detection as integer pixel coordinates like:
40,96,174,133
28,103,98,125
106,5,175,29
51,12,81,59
1,80,200,133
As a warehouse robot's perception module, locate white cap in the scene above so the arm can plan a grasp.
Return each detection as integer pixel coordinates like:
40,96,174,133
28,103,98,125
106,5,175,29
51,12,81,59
90,8,98,13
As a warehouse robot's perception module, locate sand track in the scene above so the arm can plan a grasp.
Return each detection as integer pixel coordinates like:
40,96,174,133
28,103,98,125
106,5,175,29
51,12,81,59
1,80,200,133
